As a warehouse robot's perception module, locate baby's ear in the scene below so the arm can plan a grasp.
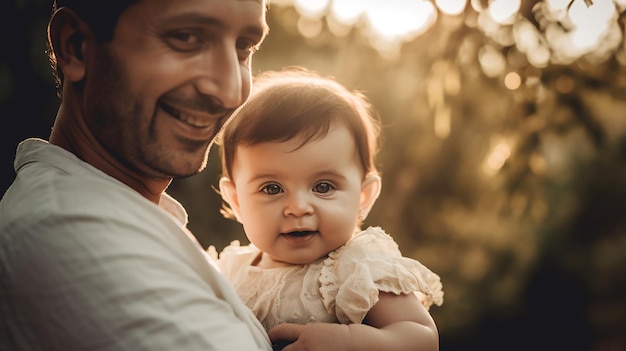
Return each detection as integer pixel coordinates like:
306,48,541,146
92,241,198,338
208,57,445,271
359,173,382,220
219,177,242,222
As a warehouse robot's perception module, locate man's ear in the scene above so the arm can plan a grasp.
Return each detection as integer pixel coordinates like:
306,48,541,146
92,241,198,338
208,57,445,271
359,173,382,220
48,7,89,82
219,177,242,222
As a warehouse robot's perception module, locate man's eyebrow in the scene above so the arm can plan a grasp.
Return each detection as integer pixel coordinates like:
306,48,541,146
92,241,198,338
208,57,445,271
248,22,270,42
165,13,269,39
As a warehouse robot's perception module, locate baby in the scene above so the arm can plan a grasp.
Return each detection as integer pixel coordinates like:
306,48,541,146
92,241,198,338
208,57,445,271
210,67,443,351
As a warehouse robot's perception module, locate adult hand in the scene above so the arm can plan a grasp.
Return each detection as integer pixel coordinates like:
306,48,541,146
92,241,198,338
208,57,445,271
268,322,351,351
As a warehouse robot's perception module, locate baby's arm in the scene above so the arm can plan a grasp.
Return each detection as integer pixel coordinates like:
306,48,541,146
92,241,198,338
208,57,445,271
362,291,439,350
268,292,438,351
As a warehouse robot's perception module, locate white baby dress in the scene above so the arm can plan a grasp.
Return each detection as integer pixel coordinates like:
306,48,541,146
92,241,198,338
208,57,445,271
213,226,443,331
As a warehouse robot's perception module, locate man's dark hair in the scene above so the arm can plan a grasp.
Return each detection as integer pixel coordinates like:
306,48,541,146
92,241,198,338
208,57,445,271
47,0,137,94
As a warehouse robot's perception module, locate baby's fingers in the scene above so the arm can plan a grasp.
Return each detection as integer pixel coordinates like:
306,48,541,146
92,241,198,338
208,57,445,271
268,323,303,350
270,322,352,351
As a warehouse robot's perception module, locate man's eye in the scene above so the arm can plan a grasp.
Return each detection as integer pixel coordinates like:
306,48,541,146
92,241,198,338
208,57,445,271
166,31,201,51
313,182,334,194
173,32,192,41
261,183,282,195
236,39,260,61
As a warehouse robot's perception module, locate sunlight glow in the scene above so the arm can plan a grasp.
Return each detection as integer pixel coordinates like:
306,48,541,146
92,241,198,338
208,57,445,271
297,17,323,38
365,0,436,41
281,0,624,63
330,0,366,25
537,0,620,64
483,141,512,175
568,0,615,51
293,0,329,18
513,19,538,54
479,45,506,78
513,19,551,68
356,0,438,57
488,0,521,25
546,0,571,10
436,0,467,16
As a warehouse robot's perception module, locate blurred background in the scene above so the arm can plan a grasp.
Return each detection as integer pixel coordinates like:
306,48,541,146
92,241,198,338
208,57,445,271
1,0,625,350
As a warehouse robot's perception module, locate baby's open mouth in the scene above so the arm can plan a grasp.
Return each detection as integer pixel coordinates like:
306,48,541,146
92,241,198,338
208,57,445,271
285,231,315,237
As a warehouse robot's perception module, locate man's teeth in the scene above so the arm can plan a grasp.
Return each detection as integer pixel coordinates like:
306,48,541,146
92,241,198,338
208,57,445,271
177,112,210,128
165,104,211,128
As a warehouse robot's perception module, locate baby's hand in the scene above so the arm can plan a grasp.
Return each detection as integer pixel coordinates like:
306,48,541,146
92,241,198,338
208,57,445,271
271,338,291,351
268,323,351,351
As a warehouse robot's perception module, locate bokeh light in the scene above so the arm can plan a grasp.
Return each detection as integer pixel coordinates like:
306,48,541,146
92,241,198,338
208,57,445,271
293,0,328,19
277,0,625,65
488,0,521,25
483,140,513,175
329,0,365,25
435,0,467,16
504,71,522,90
365,0,436,41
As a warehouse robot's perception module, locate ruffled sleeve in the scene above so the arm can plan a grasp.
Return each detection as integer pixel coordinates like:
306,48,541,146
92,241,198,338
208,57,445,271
319,227,443,324
213,240,260,278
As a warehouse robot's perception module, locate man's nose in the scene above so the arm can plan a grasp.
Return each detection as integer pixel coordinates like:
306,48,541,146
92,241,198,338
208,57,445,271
194,45,244,109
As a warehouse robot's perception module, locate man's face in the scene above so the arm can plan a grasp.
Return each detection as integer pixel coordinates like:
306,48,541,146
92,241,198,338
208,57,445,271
83,0,268,179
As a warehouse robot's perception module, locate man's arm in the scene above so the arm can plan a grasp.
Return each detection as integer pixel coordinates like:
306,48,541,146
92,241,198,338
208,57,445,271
1,213,270,351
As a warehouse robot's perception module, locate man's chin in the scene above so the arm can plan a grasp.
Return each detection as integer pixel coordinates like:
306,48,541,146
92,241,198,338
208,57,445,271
150,144,211,178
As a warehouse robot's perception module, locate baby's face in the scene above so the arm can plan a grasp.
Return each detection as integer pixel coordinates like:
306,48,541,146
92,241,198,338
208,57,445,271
229,124,364,268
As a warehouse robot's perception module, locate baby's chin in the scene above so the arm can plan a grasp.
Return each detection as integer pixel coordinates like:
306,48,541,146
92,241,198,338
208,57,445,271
260,252,326,268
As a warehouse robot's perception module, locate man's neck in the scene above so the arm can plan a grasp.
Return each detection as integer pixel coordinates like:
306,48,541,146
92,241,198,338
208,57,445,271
50,104,171,205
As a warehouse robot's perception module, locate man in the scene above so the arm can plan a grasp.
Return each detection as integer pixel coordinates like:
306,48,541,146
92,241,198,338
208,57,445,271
0,0,274,349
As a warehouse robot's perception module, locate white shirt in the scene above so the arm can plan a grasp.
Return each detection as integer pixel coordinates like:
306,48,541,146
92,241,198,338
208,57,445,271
0,138,272,351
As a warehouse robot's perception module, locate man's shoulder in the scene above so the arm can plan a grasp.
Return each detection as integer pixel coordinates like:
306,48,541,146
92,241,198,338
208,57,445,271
0,162,173,252
3,163,149,221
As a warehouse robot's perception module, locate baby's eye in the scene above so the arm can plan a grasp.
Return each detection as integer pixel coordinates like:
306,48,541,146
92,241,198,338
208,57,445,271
261,183,283,195
313,181,335,194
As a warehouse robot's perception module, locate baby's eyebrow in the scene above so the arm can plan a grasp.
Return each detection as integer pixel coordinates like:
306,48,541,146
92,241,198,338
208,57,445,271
312,170,347,181
246,172,280,184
